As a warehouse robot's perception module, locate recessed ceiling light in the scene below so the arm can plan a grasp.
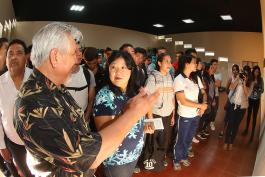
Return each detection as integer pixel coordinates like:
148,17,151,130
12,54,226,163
175,41,184,45
70,5,85,12
184,44,192,48
195,47,205,52
182,19,194,23
220,15,232,20
205,51,215,56
157,35,165,40
153,24,164,28
165,38,172,42
218,57,229,62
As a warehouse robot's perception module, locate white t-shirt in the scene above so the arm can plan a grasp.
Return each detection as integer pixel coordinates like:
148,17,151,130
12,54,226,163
229,79,251,109
0,68,32,148
174,73,203,118
65,66,96,111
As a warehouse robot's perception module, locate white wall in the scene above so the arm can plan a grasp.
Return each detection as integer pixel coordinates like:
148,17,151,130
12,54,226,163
253,0,265,175
158,32,264,86
0,0,15,37
12,21,158,49
0,0,15,24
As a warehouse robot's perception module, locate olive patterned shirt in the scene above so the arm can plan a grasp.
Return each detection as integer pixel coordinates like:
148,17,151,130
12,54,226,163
14,69,102,177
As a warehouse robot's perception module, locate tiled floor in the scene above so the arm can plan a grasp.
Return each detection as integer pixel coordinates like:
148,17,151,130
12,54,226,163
133,92,259,177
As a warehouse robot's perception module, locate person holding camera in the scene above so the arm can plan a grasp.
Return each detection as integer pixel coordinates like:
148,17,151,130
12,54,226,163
224,66,252,150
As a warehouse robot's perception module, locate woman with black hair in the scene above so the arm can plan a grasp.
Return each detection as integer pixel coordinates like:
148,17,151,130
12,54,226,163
224,65,252,150
219,64,240,138
173,54,207,170
93,51,152,177
197,62,216,140
143,53,175,170
242,65,264,141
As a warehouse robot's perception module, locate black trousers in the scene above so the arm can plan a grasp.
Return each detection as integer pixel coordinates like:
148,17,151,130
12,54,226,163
198,105,214,133
245,98,260,136
138,113,172,172
153,113,172,157
210,96,219,122
0,155,12,177
5,137,34,177
225,105,246,144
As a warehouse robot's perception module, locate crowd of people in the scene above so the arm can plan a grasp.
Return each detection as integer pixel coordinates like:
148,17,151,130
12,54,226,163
0,22,263,177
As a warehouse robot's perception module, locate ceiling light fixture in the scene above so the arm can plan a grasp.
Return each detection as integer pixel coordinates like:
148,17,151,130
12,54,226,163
165,38,172,42
218,57,229,62
182,19,194,23
153,24,164,28
205,51,215,56
70,5,85,12
195,47,205,52
220,15,232,20
157,35,165,40
184,44,192,48
175,41,184,45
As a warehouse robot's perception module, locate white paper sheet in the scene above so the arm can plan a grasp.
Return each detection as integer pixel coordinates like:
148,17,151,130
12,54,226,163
144,118,164,130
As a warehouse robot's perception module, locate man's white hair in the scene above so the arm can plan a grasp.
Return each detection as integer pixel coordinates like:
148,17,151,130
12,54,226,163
31,22,83,67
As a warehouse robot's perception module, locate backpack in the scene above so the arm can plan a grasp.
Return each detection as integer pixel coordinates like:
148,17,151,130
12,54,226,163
66,65,90,92
139,133,165,172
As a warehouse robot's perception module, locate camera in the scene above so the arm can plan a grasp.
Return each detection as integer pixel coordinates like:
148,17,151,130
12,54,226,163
239,70,247,80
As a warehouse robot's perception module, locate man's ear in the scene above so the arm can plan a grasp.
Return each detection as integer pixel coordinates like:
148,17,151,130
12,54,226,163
49,48,59,68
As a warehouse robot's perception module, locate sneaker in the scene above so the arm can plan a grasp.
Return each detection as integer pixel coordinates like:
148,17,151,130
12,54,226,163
218,131,223,138
163,160,168,167
197,133,207,140
181,159,191,167
192,137,200,143
188,149,194,158
134,167,140,173
203,130,210,136
173,161,181,171
210,122,215,131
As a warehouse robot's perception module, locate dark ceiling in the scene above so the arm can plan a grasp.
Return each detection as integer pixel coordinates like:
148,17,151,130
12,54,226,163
12,0,262,35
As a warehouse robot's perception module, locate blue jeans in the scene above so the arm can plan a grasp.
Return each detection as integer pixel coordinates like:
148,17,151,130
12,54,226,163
173,116,199,163
103,160,138,177
225,104,246,144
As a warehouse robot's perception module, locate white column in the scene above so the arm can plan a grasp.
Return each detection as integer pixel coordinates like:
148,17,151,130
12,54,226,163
252,0,265,175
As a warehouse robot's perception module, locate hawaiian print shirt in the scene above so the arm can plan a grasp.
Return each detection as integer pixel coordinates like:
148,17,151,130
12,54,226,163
14,69,102,177
93,86,144,166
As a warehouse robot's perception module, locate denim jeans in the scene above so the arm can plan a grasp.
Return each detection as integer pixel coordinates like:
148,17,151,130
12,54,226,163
103,160,138,177
246,98,260,135
225,104,246,144
173,116,199,163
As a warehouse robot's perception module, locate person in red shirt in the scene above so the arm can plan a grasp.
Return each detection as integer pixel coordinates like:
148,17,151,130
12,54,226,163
172,51,183,73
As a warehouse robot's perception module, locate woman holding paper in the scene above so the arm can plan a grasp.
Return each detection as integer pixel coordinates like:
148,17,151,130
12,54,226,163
144,53,175,169
173,54,207,171
93,51,153,177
